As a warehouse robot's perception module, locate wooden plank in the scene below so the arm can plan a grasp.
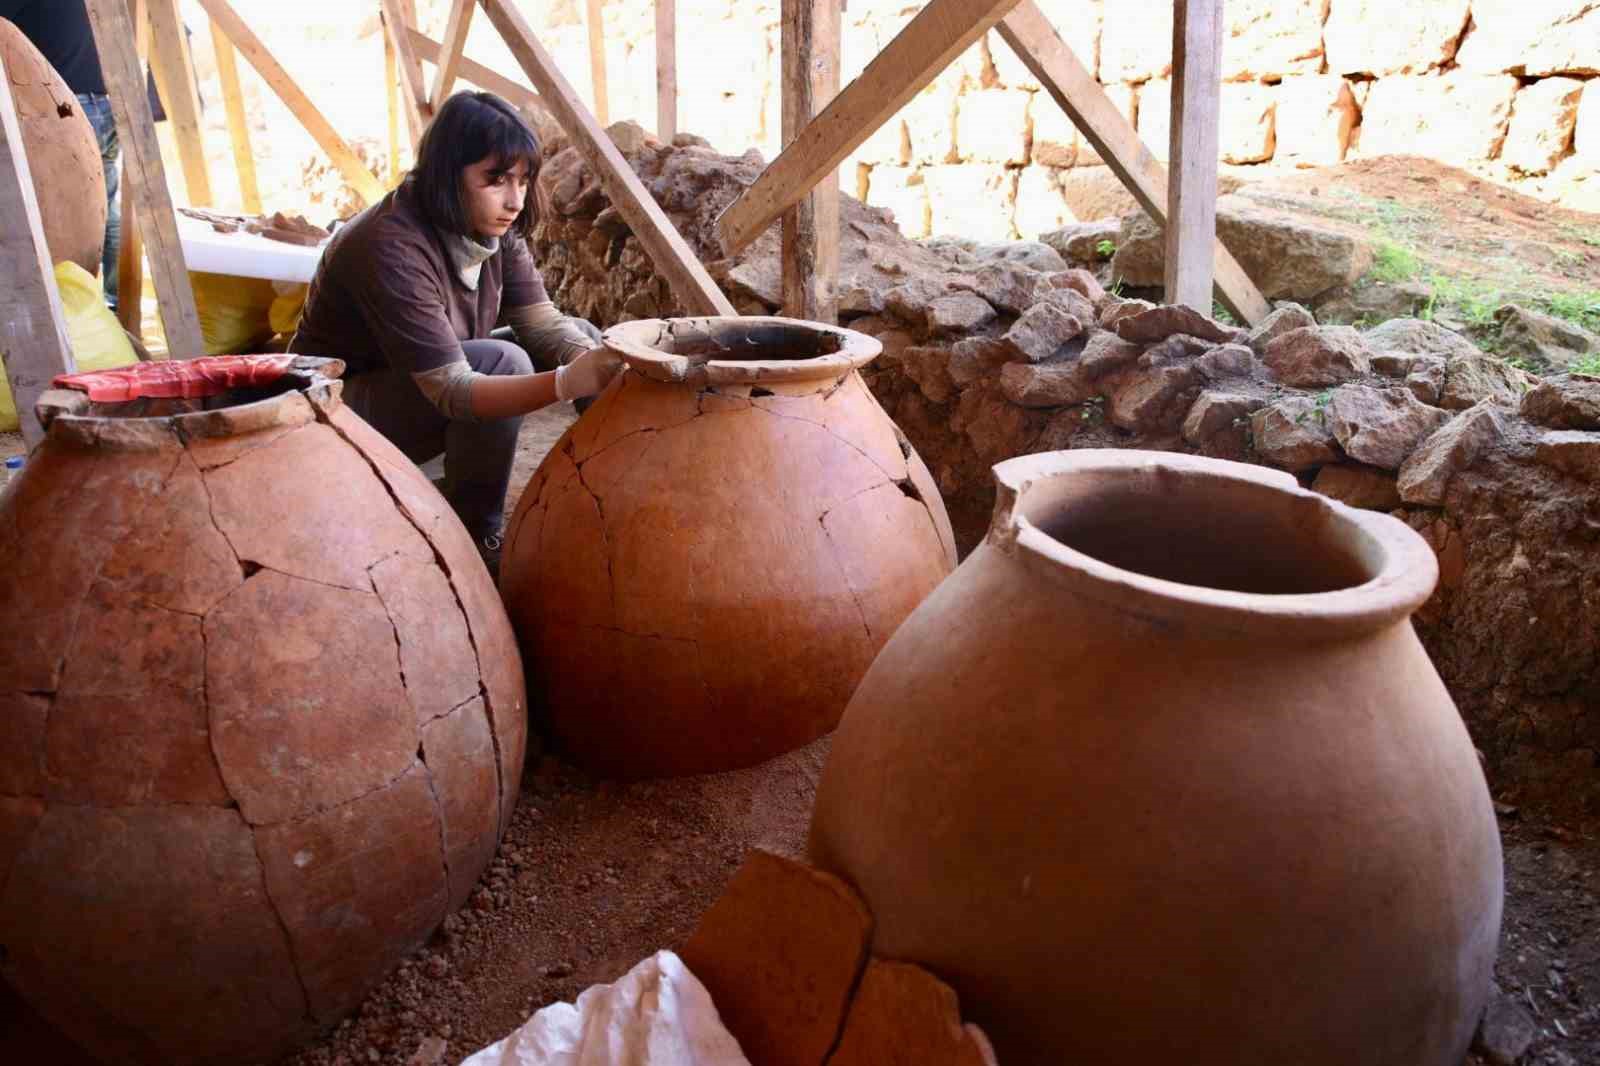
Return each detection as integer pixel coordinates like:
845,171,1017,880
146,0,213,206
780,0,841,323
655,0,675,142
429,0,475,110
717,0,1021,256
212,15,262,214
478,0,735,316
379,0,427,147
994,0,1270,324
385,16,402,181
0,67,78,446
407,28,543,118
586,0,609,127
1165,0,1222,312
85,0,204,358
117,0,149,337
195,0,386,207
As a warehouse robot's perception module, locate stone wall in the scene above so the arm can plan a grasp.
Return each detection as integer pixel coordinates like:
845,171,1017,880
440,0,1600,236
533,132,1600,815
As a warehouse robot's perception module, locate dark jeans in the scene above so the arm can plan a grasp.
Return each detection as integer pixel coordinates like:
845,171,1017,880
78,93,120,308
338,321,601,541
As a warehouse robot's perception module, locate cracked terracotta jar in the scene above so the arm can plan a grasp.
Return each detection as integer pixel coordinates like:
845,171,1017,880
809,450,1503,1066
501,316,957,780
0,19,107,274
0,359,526,1066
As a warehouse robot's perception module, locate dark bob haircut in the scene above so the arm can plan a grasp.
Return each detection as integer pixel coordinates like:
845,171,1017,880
411,91,543,240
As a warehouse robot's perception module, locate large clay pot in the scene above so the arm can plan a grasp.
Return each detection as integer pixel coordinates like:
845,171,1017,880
809,450,1503,1066
0,19,108,274
502,316,957,780
0,360,526,1066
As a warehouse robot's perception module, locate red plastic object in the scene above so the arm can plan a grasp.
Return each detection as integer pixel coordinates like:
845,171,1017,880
53,354,297,402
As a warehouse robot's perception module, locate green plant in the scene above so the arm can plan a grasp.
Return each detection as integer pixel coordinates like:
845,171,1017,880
1571,354,1600,376
1539,290,1600,332
1095,238,1117,259
1503,355,1532,371
1211,301,1236,326
1369,239,1421,283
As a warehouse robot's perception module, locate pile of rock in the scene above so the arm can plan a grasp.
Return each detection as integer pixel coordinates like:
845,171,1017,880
532,130,1600,815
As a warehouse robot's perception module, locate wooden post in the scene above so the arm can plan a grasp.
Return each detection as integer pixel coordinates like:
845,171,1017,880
385,19,402,181
430,0,475,109
84,0,204,357
0,69,77,447
116,0,149,337
717,0,1023,255
994,0,1269,324
1165,0,1222,313
478,0,735,316
586,0,609,127
780,0,840,323
212,16,262,214
379,0,429,146
408,29,545,118
195,0,386,207
145,0,213,206
655,0,675,143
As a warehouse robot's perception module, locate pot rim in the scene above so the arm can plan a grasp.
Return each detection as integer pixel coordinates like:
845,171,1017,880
600,315,880,386
990,449,1439,640
34,358,342,450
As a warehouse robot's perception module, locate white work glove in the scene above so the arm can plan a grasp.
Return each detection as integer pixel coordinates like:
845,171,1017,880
553,344,624,401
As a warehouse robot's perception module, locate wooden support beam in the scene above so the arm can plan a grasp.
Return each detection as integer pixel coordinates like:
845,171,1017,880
586,0,609,127
85,0,204,358
655,0,675,143
1165,0,1222,313
407,28,543,118
994,0,1269,324
385,19,402,181
146,0,213,206
430,0,475,110
780,0,841,323
379,0,428,148
195,0,386,207
117,0,149,337
478,0,735,316
0,67,77,446
717,0,1021,256
212,15,262,214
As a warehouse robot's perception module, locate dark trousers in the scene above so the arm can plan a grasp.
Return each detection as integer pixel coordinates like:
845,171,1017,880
338,322,600,541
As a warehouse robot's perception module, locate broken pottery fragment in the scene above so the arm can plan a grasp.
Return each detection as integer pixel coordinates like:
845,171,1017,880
0,359,525,1066
501,317,956,780
810,449,1502,1066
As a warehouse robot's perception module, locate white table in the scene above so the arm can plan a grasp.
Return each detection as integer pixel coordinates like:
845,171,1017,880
176,213,327,284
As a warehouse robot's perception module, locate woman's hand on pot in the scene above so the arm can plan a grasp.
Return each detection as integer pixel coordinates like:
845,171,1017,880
554,345,623,401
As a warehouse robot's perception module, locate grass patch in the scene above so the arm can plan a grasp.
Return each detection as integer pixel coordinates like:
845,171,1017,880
1571,354,1600,376
1369,239,1421,283
1540,291,1600,333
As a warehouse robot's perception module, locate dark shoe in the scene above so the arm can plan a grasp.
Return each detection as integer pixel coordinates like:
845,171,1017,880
478,531,503,581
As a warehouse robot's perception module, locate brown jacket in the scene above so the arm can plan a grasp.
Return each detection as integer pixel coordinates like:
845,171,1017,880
290,180,549,376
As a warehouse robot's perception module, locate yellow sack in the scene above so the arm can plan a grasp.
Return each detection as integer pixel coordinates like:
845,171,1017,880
268,283,309,337
0,262,138,432
191,271,278,355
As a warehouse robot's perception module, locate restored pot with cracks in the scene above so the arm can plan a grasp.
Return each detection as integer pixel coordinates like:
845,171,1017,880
0,359,525,1066
501,316,957,780
809,449,1503,1066
0,18,108,274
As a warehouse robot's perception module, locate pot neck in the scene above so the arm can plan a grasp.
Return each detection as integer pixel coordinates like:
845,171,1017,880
989,450,1438,642
601,315,880,389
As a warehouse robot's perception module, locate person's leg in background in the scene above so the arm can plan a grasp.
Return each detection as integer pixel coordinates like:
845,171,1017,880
447,339,533,562
77,93,121,310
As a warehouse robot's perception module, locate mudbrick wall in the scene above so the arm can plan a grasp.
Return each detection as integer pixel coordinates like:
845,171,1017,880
533,130,1600,813
448,0,1600,237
